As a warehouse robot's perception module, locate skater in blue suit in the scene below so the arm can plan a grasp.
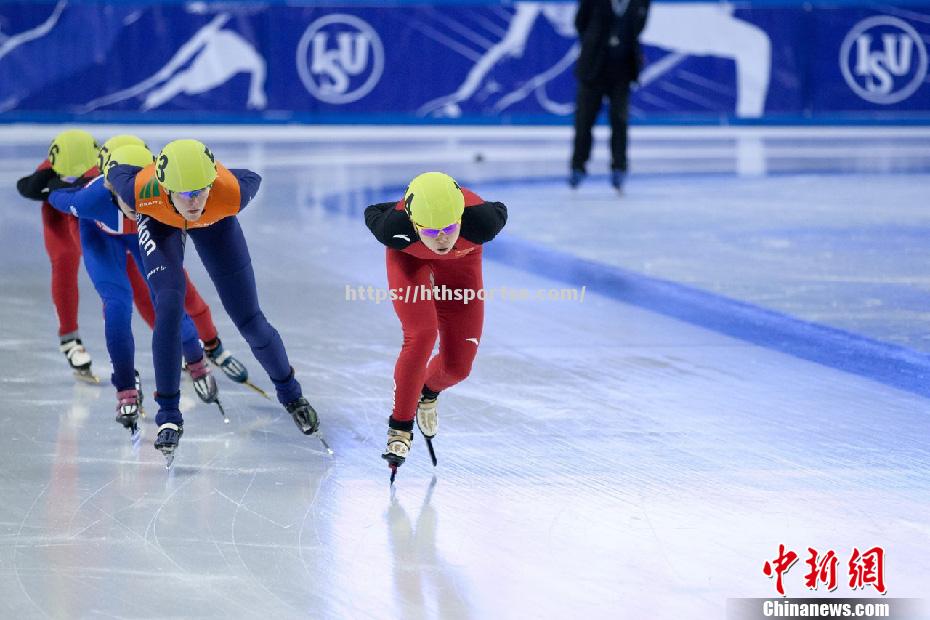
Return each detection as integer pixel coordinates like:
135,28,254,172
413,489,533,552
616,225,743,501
47,144,218,437
108,139,322,464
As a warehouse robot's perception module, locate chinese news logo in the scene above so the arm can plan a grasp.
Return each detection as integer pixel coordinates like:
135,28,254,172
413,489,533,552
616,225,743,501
763,545,886,596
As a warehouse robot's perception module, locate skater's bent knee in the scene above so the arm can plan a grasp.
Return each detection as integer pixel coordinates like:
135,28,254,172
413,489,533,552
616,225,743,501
153,289,185,319
402,327,437,349
236,311,274,346
444,360,474,383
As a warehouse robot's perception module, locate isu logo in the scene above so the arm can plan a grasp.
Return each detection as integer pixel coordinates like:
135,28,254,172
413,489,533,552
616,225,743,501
840,16,928,104
296,14,384,104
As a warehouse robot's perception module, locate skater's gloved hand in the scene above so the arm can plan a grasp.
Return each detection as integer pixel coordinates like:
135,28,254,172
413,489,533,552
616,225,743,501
47,176,80,192
15,168,58,201
47,173,93,192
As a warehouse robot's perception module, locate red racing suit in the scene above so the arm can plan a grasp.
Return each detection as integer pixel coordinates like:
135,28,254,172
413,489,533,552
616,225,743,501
365,187,507,421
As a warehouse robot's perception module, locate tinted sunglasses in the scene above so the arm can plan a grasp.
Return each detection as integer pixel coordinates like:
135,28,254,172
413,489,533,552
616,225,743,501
176,184,212,199
414,220,460,238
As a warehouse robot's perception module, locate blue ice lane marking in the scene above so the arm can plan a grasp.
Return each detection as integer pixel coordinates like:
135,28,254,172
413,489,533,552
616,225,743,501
483,234,930,400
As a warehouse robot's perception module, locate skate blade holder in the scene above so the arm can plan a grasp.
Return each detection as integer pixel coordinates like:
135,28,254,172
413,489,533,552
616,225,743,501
158,445,177,469
74,369,101,384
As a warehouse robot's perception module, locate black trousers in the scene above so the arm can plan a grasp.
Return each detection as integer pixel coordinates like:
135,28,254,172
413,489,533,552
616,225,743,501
571,77,631,173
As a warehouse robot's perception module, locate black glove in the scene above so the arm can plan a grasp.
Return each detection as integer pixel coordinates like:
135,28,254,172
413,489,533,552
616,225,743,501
15,168,58,201
47,175,89,192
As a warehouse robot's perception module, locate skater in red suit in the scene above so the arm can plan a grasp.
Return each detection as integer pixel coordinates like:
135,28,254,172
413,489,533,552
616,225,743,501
365,172,507,476
15,129,98,381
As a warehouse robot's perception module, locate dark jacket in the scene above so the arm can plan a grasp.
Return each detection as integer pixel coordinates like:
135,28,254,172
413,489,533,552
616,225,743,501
365,189,507,251
574,0,650,86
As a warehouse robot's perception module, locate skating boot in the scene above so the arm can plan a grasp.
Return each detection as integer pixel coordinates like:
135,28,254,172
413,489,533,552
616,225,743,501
134,370,145,417
205,338,269,399
186,358,218,403
382,427,413,483
154,423,183,468
115,388,141,438
568,168,586,189
205,338,247,382
60,337,98,383
186,358,229,423
416,393,439,439
285,397,320,435
416,389,439,466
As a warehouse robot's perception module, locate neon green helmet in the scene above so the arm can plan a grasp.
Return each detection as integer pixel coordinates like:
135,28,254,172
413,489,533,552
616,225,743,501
48,129,99,177
98,134,147,171
155,139,217,192
104,145,155,180
403,172,465,229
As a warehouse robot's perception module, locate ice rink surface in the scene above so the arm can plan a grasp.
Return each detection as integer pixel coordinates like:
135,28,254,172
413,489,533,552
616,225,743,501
0,125,928,618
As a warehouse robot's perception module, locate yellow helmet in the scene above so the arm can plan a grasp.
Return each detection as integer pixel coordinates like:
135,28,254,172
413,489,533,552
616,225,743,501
403,172,464,229
155,139,217,192
48,129,99,177
98,134,147,171
104,145,155,180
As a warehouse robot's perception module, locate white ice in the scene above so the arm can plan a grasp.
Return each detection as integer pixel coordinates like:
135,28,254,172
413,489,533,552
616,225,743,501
0,125,928,619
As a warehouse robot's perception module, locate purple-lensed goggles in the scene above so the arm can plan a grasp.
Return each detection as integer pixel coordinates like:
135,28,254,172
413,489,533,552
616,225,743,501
415,220,460,238
175,184,212,199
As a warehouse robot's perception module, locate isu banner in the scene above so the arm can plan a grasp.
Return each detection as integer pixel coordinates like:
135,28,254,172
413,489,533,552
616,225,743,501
1,1,928,123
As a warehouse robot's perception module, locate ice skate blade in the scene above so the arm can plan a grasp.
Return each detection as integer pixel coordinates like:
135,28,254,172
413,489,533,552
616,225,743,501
316,433,334,455
423,436,438,467
74,370,100,384
214,398,230,424
389,464,398,484
158,445,177,469
243,380,271,400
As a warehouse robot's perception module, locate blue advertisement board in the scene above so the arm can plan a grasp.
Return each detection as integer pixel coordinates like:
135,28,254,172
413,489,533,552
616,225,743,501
1,1,928,123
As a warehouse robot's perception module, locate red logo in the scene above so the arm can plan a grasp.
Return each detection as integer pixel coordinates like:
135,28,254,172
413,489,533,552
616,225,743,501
763,544,799,596
763,545,885,596
804,548,839,591
849,547,886,594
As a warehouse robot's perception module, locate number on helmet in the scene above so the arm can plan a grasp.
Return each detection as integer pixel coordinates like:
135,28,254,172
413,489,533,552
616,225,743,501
156,154,169,182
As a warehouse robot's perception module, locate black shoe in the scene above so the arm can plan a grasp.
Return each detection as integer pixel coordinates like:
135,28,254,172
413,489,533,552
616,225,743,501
611,170,626,191
568,169,586,188
285,397,320,435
